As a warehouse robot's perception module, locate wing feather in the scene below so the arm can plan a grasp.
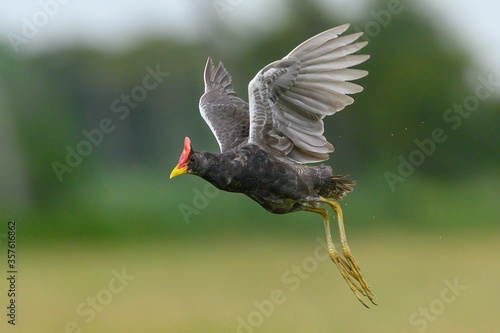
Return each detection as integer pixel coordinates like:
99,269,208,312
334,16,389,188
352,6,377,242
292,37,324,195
297,69,368,82
299,35,366,63
247,24,369,163
293,80,363,95
287,24,351,58
199,58,249,152
298,55,370,73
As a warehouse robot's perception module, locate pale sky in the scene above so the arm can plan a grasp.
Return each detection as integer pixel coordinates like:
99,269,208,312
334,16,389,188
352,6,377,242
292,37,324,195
0,0,499,75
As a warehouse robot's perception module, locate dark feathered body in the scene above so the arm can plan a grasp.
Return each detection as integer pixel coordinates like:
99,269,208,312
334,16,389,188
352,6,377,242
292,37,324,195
189,144,354,214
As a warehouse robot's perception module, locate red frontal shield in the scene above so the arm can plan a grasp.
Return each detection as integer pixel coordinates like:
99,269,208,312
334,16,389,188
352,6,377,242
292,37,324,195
178,137,191,166
170,137,191,179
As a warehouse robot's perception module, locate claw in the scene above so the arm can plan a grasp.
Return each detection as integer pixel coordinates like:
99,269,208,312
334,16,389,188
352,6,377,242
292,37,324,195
342,248,376,304
330,251,375,307
332,254,365,294
330,253,368,307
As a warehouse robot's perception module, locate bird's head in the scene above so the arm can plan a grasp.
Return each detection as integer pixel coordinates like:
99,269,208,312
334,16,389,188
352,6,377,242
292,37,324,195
170,137,209,179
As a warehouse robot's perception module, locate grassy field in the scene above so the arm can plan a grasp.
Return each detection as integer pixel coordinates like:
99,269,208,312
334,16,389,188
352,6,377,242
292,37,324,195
3,230,499,333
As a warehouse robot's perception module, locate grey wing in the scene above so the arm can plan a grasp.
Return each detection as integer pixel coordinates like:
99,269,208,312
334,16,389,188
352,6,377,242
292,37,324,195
199,57,250,152
247,24,369,163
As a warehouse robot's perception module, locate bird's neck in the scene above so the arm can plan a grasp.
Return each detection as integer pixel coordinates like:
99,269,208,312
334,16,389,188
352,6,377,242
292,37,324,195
197,152,235,191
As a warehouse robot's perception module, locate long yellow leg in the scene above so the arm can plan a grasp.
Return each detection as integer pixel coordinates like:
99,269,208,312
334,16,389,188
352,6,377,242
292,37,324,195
303,206,375,307
318,197,376,306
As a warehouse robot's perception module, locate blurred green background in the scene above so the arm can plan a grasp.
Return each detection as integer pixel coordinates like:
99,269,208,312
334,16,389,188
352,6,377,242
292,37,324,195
1,0,499,332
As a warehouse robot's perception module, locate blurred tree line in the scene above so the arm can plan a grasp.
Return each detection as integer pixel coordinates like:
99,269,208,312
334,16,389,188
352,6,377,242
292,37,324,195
0,0,498,237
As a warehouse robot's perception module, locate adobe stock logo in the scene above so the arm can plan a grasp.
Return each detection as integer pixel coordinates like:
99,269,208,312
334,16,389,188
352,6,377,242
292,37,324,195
213,0,246,21
230,237,332,333
385,74,499,192
401,278,467,333
178,183,219,224
8,0,73,53
52,64,169,182
50,267,135,333
352,0,404,42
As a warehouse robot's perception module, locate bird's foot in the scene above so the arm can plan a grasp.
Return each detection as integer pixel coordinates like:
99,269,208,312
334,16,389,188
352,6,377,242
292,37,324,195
329,252,368,307
340,246,377,307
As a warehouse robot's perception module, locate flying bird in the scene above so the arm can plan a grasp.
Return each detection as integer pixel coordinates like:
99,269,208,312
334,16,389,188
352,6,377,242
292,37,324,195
170,24,375,307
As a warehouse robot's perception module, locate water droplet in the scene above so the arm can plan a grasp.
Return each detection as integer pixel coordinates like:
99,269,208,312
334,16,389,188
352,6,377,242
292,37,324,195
405,127,408,131
391,133,394,136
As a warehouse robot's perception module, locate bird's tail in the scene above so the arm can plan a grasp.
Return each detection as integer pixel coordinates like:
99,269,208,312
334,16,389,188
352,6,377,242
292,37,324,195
316,175,355,200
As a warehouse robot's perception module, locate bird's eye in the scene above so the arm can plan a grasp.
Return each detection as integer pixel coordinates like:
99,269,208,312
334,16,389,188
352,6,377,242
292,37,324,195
189,156,196,163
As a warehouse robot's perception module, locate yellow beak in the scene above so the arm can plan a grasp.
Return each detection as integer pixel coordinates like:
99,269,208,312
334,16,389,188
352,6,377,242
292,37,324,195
170,165,187,179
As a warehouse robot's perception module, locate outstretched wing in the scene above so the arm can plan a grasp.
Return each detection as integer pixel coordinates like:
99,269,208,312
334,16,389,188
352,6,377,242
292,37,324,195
199,57,249,152
247,24,369,163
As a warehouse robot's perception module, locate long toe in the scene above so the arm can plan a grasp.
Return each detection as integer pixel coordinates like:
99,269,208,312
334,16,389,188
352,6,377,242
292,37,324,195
331,253,374,307
342,248,377,305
